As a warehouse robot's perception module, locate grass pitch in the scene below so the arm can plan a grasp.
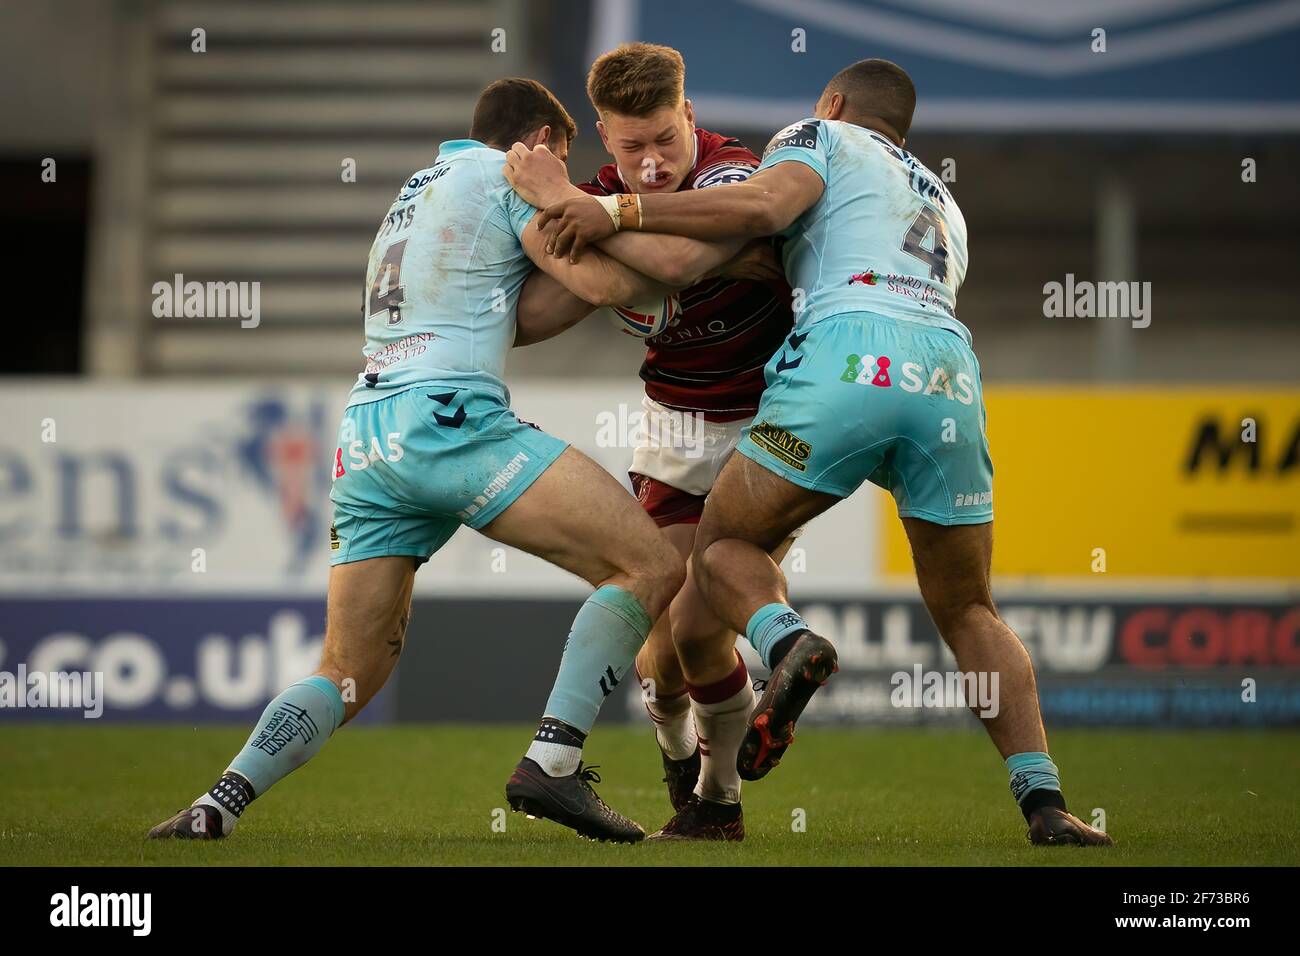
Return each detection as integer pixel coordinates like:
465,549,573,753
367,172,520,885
1,725,1296,866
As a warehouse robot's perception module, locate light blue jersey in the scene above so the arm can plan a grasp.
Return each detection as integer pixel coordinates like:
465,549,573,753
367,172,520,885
738,118,990,522
348,139,538,407
757,118,970,344
331,140,569,563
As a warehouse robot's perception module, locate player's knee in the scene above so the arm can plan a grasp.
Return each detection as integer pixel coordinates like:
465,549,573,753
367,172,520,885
691,517,720,561
691,536,727,595
630,545,686,620
930,597,998,640
654,548,688,612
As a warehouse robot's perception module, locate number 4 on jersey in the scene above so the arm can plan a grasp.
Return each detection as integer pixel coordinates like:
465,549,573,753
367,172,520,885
368,239,408,325
901,207,949,284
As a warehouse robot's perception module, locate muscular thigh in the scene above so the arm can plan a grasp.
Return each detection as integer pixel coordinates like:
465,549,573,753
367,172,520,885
481,446,672,586
695,451,837,554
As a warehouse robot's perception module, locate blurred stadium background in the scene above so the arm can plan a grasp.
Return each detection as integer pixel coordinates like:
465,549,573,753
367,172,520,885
1,0,1297,737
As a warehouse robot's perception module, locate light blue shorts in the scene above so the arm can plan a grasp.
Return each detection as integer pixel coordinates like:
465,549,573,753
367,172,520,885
329,384,568,564
737,312,994,525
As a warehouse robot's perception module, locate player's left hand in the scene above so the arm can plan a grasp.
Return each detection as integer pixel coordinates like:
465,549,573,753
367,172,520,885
504,142,570,208
535,196,616,261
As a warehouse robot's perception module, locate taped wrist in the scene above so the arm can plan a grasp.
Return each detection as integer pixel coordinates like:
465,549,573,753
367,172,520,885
595,193,642,232
595,194,623,230
615,193,642,230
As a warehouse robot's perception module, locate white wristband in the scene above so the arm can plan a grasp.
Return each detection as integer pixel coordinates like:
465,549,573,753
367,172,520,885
594,194,622,231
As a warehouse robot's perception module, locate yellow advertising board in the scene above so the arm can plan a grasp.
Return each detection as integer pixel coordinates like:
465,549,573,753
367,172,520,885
881,388,1300,579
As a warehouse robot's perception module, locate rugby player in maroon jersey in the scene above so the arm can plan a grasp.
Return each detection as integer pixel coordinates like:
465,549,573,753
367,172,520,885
507,43,795,840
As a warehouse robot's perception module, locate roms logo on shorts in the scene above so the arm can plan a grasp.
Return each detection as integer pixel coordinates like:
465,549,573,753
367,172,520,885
749,422,812,472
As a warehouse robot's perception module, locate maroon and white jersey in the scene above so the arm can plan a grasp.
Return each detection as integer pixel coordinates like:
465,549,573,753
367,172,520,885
579,128,794,420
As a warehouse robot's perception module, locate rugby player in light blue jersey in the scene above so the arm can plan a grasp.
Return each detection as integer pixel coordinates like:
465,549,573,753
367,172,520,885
149,79,686,845
528,60,1112,847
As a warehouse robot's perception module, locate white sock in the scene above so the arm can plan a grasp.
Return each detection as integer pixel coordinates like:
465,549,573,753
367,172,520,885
191,771,253,836
193,793,240,835
688,656,754,805
641,677,698,760
525,718,584,776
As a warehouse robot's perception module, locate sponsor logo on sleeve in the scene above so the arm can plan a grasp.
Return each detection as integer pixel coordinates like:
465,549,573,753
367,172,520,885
763,121,820,159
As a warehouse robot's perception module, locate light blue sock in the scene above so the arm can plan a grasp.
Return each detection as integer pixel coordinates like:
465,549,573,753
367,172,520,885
227,675,346,796
745,603,808,669
1006,752,1062,805
541,585,652,733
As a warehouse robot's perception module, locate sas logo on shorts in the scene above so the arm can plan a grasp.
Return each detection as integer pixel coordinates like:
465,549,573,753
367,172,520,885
335,433,405,480
954,491,992,508
329,524,341,551
749,421,812,472
841,354,892,387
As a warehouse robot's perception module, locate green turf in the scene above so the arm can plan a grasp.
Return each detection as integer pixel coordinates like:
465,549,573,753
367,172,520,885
1,725,1296,866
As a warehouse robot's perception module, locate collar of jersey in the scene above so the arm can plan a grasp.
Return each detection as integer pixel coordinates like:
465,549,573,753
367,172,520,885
439,139,487,155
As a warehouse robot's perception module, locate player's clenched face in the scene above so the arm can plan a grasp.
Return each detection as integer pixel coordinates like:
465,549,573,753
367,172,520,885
596,100,696,193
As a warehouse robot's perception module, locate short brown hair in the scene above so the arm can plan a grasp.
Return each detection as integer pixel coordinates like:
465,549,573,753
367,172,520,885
825,59,916,139
586,42,685,117
469,77,576,150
